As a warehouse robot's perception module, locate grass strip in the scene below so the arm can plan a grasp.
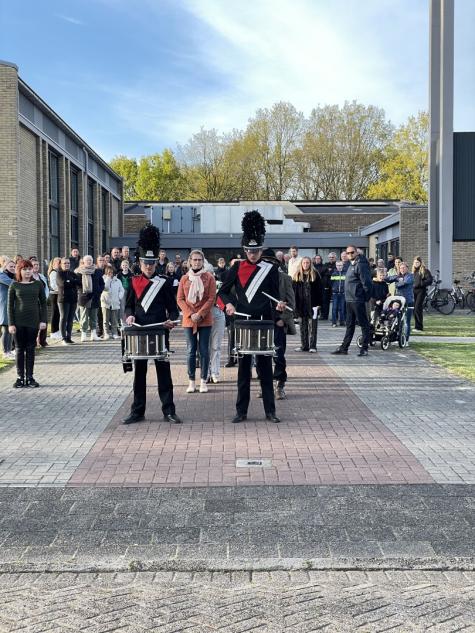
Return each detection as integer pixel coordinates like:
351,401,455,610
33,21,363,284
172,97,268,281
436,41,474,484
412,314,475,338
411,342,475,382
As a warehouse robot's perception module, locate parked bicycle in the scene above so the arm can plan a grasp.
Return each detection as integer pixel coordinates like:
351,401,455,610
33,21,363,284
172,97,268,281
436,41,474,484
423,271,455,315
464,272,475,312
451,278,466,309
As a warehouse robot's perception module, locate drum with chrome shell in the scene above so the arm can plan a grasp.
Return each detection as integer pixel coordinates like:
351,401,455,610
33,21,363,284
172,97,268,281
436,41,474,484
121,325,169,369
233,319,275,357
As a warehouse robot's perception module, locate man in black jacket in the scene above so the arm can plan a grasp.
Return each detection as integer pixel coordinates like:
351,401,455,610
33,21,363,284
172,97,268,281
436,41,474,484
332,246,372,357
123,225,181,425
218,211,285,424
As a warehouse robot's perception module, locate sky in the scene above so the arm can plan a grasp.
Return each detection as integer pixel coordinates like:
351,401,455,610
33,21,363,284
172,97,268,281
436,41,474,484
1,0,474,161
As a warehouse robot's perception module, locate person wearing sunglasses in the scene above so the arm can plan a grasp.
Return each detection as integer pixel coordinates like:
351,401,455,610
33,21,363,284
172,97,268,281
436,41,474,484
331,246,372,357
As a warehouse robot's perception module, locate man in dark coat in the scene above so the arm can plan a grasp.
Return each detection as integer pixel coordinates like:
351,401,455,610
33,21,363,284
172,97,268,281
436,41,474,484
332,246,372,357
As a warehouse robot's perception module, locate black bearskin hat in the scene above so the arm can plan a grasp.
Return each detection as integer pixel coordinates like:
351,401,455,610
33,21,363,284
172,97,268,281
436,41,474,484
241,210,266,250
137,223,160,262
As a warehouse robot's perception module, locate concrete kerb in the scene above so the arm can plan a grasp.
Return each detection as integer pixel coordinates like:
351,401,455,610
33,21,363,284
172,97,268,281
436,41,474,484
0,557,474,574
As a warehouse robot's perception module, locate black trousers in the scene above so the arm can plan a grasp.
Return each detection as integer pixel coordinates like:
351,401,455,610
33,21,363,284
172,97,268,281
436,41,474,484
237,354,275,416
300,317,317,350
413,289,425,330
14,326,37,379
341,301,371,351
320,287,332,319
58,302,77,340
49,294,60,334
96,306,104,336
131,359,175,416
273,324,287,386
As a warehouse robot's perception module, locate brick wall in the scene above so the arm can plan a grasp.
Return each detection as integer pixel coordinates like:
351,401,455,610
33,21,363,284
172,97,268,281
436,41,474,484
0,63,19,256
453,242,475,287
18,125,38,257
124,214,146,235
287,213,391,232
399,207,428,263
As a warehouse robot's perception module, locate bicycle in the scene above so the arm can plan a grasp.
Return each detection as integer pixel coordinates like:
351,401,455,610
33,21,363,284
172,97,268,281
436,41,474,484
451,279,466,309
463,272,475,312
423,271,456,315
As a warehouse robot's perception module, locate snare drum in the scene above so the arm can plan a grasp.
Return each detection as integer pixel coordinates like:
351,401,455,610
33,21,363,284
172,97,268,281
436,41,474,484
234,320,275,357
122,326,169,362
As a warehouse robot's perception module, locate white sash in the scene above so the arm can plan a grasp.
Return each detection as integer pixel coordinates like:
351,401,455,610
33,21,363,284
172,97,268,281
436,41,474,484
245,261,273,304
141,277,166,313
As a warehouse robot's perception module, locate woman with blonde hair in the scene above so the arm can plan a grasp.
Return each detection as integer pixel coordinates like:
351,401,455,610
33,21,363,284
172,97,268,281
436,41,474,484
47,257,62,340
292,256,323,352
412,256,432,331
177,249,216,393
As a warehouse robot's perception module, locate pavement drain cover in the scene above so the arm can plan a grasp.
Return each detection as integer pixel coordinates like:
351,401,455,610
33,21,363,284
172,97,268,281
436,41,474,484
236,458,272,468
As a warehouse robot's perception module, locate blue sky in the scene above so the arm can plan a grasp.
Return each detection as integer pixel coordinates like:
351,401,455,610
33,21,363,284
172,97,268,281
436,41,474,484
1,0,474,161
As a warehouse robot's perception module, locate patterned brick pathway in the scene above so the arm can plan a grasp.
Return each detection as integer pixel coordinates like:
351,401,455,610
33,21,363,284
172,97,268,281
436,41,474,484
2,570,474,633
0,322,474,486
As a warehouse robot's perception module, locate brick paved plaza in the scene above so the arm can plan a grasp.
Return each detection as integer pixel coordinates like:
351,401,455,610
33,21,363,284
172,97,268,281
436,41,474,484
0,323,474,631
0,322,474,487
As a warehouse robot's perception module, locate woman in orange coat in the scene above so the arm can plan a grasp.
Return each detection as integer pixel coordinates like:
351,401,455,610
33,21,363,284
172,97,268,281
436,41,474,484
177,249,216,393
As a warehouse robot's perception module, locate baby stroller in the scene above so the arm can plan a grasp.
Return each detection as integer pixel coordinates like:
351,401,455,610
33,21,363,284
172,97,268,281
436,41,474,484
357,295,407,350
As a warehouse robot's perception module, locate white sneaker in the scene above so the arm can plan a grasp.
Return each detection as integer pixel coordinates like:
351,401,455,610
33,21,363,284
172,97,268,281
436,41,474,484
103,334,110,341
199,379,208,393
112,334,120,340
81,333,88,342
186,380,196,393
91,331,101,341
61,340,69,346
294,347,303,352
211,374,219,383
309,348,317,353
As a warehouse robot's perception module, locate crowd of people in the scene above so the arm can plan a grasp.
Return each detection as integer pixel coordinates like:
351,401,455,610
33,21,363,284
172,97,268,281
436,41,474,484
0,239,432,396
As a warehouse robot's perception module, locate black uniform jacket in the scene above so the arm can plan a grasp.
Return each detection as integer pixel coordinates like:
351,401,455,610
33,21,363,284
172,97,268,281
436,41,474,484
218,259,281,320
125,273,179,325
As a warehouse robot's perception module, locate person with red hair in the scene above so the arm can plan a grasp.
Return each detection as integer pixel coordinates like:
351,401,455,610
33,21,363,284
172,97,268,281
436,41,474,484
7,259,47,387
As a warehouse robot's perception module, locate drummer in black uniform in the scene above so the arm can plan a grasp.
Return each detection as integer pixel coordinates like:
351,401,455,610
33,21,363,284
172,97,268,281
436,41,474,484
123,224,182,425
218,210,286,424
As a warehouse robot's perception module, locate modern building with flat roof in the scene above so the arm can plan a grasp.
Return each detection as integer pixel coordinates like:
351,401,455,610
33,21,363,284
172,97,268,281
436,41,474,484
0,60,123,264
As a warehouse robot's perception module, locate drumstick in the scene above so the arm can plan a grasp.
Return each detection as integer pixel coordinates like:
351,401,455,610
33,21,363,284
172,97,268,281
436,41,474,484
261,291,294,312
234,311,252,318
127,320,181,328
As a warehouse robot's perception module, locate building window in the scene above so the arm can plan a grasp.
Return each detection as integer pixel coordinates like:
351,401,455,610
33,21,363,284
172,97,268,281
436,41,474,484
70,168,79,249
48,151,60,258
101,189,108,254
87,179,95,256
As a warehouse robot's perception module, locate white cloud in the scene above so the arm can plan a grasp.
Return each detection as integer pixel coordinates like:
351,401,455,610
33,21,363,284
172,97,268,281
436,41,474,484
55,14,85,26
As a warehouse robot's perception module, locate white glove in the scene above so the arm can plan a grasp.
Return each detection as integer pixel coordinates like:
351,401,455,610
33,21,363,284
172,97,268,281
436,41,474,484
312,306,319,319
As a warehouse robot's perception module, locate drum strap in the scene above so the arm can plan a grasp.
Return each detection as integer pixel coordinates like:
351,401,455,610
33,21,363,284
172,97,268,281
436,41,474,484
141,277,166,313
245,261,273,304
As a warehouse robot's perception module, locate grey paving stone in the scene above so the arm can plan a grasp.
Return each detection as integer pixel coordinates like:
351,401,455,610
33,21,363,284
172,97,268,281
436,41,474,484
379,540,436,557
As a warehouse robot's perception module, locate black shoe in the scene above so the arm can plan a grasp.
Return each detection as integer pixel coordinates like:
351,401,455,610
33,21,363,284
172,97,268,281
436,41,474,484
275,386,286,400
357,349,368,357
266,413,281,423
163,413,182,424
331,348,348,355
224,360,236,368
26,377,40,388
123,412,145,425
13,378,24,388
66,338,75,344
231,414,247,424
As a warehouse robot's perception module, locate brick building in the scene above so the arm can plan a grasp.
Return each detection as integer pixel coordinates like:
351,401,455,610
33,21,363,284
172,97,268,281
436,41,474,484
0,60,123,266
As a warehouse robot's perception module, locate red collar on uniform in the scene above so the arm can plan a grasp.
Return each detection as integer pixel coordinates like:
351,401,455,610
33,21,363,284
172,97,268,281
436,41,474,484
132,275,151,300
237,260,258,288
